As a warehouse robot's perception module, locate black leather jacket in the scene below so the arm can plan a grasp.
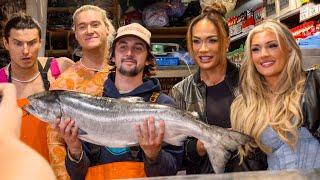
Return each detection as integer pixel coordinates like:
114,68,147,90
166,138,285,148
301,67,320,141
170,61,267,174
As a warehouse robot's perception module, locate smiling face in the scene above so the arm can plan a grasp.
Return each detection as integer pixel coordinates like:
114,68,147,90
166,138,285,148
113,36,148,77
250,30,288,85
4,28,41,70
74,10,109,50
191,18,226,71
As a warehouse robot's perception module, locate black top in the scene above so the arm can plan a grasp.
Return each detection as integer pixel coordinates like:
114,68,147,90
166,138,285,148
206,80,233,128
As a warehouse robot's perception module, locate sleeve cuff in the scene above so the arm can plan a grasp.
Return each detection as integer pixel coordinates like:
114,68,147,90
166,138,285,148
144,150,163,165
185,139,202,162
67,149,83,163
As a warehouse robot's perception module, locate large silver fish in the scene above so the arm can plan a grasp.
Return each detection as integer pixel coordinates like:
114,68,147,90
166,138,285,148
24,90,252,173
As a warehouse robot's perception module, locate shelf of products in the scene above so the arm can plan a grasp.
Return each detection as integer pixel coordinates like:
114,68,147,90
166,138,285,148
228,0,320,66
148,27,188,39
230,2,320,43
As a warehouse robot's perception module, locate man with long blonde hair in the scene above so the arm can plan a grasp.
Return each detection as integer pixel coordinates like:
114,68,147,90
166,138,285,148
49,5,116,179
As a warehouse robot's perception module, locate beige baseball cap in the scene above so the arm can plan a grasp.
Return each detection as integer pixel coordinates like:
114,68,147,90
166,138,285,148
114,23,151,47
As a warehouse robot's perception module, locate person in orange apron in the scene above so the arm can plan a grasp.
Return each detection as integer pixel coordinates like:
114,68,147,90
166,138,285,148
55,23,183,180
0,13,73,172
48,5,116,180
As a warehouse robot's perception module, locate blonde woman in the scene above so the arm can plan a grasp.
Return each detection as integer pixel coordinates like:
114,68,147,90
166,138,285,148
231,19,320,170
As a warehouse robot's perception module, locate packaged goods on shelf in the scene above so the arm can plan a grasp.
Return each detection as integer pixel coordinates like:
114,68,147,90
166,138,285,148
291,21,317,39
156,57,180,66
263,0,277,18
254,6,267,24
242,9,255,33
227,44,244,67
277,0,301,16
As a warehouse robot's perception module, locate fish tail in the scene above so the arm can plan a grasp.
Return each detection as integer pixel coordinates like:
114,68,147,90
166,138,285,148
202,128,253,173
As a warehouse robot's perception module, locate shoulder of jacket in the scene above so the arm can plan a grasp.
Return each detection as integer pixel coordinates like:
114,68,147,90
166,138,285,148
172,74,195,89
305,64,320,72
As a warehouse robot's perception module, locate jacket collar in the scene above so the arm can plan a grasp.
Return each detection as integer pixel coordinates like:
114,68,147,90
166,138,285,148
103,72,161,98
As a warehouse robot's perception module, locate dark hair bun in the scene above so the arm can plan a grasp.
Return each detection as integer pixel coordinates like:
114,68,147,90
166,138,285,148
201,2,227,17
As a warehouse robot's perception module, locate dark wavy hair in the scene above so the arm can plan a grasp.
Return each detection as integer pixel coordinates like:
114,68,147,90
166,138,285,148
4,12,41,41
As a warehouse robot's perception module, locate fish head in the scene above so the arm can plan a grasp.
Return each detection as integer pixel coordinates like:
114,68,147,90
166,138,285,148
24,91,62,123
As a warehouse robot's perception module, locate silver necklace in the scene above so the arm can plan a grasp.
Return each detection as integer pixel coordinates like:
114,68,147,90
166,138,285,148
8,64,41,83
79,58,108,73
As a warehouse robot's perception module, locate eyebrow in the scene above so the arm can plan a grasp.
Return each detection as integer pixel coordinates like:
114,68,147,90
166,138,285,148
192,35,218,39
12,38,37,43
117,40,145,47
134,42,145,47
193,35,218,38
252,40,278,46
77,20,101,26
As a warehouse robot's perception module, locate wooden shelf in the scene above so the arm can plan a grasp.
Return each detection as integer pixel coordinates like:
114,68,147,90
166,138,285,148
155,65,197,78
148,27,187,39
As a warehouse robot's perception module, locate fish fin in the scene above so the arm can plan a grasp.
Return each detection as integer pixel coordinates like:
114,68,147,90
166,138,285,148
119,96,145,103
203,127,253,174
203,142,230,174
78,128,88,135
164,134,187,146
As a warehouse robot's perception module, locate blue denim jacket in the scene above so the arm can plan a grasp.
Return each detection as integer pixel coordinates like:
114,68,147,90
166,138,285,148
261,126,320,170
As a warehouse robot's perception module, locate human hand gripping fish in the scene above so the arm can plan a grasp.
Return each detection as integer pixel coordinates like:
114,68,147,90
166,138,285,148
136,117,165,161
24,90,253,173
54,118,83,160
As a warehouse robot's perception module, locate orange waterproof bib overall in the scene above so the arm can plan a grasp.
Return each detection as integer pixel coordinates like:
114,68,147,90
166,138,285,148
86,162,146,179
18,98,50,162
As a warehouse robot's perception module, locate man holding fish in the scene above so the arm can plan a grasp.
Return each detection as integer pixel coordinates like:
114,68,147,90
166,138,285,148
55,23,183,179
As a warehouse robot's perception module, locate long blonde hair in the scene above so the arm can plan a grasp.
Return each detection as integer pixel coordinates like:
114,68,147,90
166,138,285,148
230,20,306,162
